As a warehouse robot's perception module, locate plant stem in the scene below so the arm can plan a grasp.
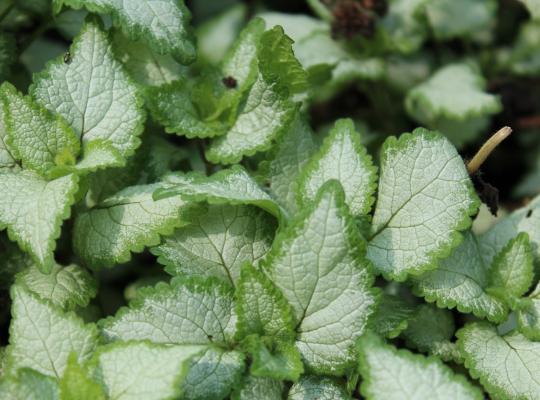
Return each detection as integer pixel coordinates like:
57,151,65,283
0,0,15,23
467,126,512,175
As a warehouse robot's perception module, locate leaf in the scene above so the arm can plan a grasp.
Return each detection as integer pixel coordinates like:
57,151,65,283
203,19,301,164
205,73,297,164
405,63,501,123
89,341,203,400
0,170,78,272
181,347,245,400
384,53,433,93
245,337,303,381
370,293,416,339
73,183,189,268
54,0,196,63
100,278,236,346
113,31,186,87
70,140,124,174
84,140,149,206
293,30,347,77
425,0,497,40
262,13,382,88
500,21,540,76
517,283,540,340
0,369,59,400
402,304,460,362
232,376,284,400
140,136,188,182
257,26,309,95
31,18,145,164
197,4,246,65
377,0,429,54
221,18,265,93
367,129,479,280
145,19,263,140
258,112,316,214
0,82,79,178
357,331,482,400
479,195,540,266
0,105,19,171
259,12,328,47
519,0,540,19
99,277,242,399
236,264,296,342
318,58,385,100
458,322,540,400
155,166,285,219
298,118,377,216
413,231,508,323
6,285,99,378
487,232,533,302
287,376,351,400
59,353,106,400
264,181,376,375
16,263,97,311
145,80,229,139
154,205,276,286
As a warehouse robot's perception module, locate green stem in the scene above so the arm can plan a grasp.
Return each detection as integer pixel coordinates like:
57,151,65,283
0,0,15,23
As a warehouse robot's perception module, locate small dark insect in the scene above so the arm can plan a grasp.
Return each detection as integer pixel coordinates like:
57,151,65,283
471,171,499,216
63,51,72,64
527,209,533,218
222,76,237,89
207,334,214,341
331,0,375,39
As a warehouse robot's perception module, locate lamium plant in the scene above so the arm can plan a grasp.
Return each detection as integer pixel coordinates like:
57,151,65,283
1,0,540,399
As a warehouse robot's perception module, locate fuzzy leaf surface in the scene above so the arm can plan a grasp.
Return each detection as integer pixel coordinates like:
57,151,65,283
264,182,376,374
156,166,284,219
406,63,501,123
367,129,478,280
7,285,99,378
458,322,540,400
233,376,283,400
288,376,351,400
100,278,236,346
371,294,416,339
17,263,96,310
74,183,188,268
0,171,78,271
90,342,203,400
154,205,276,286
0,82,79,178
298,118,377,216
413,231,508,323
31,18,144,163
358,332,482,400
54,0,196,63
258,113,316,214
0,369,59,400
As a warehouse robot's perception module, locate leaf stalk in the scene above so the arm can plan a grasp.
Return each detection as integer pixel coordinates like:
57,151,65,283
467,126,512,175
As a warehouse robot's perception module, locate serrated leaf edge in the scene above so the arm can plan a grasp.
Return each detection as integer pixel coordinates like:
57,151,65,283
371,128,481,282
296,118,378,216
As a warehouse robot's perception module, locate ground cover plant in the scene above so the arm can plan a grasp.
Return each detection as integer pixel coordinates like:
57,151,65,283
2,0,540,399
